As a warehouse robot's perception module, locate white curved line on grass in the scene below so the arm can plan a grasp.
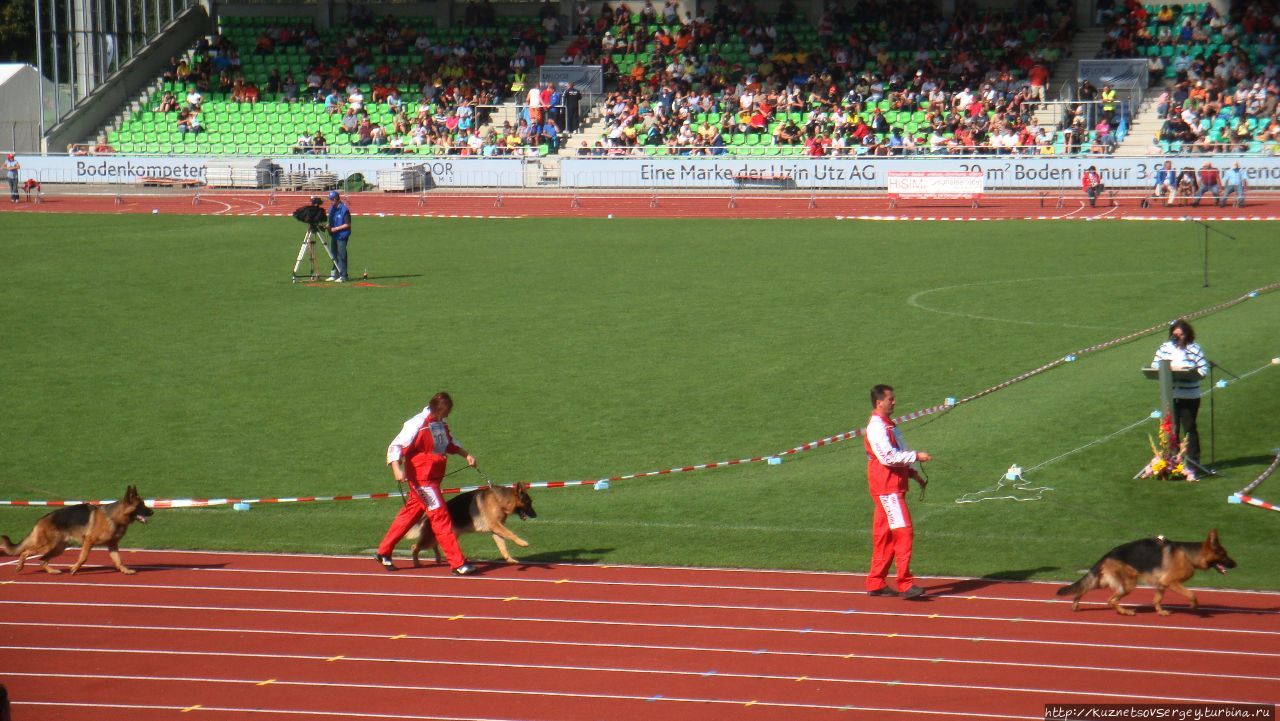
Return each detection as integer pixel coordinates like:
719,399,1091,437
907,272,1178,330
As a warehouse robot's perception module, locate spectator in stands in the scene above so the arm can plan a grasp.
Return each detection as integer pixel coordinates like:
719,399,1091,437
1220,162,1246,207
185,87,203,110
353,118,374,146
282,74,299,103
92,138,115,155
1230,118,1253,151
293,131,313,154
67,143,88,156
338,107,359,135
157,91,179,113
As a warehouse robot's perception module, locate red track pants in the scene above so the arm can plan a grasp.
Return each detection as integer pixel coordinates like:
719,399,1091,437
377,483,466,569
867,492,914,592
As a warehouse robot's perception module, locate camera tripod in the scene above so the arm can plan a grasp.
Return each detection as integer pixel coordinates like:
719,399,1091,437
291,225,336,283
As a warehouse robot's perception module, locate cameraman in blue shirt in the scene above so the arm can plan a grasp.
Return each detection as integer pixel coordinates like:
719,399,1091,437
326,190,352,282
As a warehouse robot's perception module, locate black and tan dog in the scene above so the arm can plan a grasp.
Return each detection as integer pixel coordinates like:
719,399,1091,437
408,483,536,566
1,485,153,575
1057,529,1236,616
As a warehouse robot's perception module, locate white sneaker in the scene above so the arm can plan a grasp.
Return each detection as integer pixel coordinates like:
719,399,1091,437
324,276,338,282
334,277,346,283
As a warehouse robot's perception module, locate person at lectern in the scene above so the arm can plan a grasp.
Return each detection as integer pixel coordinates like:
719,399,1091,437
1151,318,1208,477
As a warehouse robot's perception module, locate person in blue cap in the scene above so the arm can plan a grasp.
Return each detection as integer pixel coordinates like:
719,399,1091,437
326,190,351,282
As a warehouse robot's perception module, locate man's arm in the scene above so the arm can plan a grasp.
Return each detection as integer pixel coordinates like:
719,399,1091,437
866,416,918,467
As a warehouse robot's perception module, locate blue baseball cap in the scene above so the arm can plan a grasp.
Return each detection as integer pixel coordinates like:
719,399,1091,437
328,190,340,200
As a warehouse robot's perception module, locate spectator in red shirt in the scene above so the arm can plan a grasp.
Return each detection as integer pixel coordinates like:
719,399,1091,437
1081,165,1105,207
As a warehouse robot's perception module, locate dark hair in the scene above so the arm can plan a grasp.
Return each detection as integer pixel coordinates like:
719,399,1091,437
1169,318,1195,347
870,384,894,407
428,391,454,414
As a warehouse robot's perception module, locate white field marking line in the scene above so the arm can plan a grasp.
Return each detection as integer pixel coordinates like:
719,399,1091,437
13,701,531,721
1022,357,1277,475
1051,202,1085,220
23,563,1280,618
0,653,1264,707
110,548,1280,597
4,601,1277,658
5,620,1275,683
1021,415,1154,474
202,198,234,215
906,271,1188,330
30,550,1280,601
10,690,1042,721
11,579,1280,634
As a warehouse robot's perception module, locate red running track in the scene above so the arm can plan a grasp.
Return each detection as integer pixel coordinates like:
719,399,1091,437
3,189,1280,220
1,549,1277,720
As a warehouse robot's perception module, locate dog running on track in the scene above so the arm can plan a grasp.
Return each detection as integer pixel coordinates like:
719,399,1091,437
1,485,153,575
407,483,536,566
1056,529,1236,616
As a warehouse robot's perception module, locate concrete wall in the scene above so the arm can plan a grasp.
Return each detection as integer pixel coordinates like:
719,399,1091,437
46,5,211,153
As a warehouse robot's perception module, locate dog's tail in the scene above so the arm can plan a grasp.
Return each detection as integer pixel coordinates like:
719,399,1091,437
1056,570,1098,597
0,535,18,555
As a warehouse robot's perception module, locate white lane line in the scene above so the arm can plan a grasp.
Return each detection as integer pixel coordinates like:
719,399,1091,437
2,620,1273,682
104,548,1280,599
12,701,524,721
0,660,1264,707
2,601,1275,657
13,694,1038,720
201,198,234,215
6,580,1277,635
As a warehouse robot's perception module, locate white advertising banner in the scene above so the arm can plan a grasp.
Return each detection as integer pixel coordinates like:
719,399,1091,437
887,170,984,198
560,156,1280,189
17,155,523,187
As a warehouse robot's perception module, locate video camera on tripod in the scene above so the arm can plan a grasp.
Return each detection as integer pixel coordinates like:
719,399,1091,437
290,197,336,283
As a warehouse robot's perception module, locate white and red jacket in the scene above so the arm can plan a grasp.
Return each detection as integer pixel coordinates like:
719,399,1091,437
1081,170,1103,192
864,412,917,496
386,408,463,484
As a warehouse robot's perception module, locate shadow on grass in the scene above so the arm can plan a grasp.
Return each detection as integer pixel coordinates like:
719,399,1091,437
1205,454,1279,473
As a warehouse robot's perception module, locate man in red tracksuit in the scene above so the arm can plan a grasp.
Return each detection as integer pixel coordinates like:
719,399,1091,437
864,385,931,598
376,391,478,575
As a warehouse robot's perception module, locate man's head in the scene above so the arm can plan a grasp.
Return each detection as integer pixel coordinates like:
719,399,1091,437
870,384,895,413
4,153,12,161
328,190,341,202
428,391,454,418
310,196,323,205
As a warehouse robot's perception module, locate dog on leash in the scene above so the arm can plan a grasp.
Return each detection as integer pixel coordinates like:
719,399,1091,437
1056,529,1236,616
407,483,536,566
1,485,153,575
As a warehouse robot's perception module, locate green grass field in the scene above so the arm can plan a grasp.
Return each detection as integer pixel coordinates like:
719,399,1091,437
2,214,1278,589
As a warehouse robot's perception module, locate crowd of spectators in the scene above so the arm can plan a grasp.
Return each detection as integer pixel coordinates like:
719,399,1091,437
142,2,555,154
559,0,1076,155
1099,0,1280,154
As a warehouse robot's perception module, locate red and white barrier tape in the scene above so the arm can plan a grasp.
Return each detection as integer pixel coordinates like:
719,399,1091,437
1228,450,1280,513
2,283,1275,510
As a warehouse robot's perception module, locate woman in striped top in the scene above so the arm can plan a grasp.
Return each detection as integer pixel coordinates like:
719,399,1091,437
1152,318,1209,477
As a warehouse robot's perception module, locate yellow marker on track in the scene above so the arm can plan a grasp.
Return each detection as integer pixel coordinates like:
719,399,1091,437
181,705,202,713
257,679,276,686
326,655,344,661
390,634,407,640
448,614,465,621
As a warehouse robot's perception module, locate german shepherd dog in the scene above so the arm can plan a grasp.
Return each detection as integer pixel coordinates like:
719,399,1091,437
1,485,153,575
408,483,536,566
1057,529,1236,616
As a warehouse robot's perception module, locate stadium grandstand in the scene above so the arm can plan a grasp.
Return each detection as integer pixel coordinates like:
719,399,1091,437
8,0,1279,190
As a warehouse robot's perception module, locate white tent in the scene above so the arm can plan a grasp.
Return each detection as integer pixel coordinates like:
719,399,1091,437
0,64,56,153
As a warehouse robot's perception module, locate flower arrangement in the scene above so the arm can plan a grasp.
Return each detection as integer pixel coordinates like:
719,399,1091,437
1137,412,1195,481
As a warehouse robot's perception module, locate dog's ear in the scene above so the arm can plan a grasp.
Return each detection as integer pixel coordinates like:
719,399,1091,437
125,485,137,500
1207,528,1219,543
